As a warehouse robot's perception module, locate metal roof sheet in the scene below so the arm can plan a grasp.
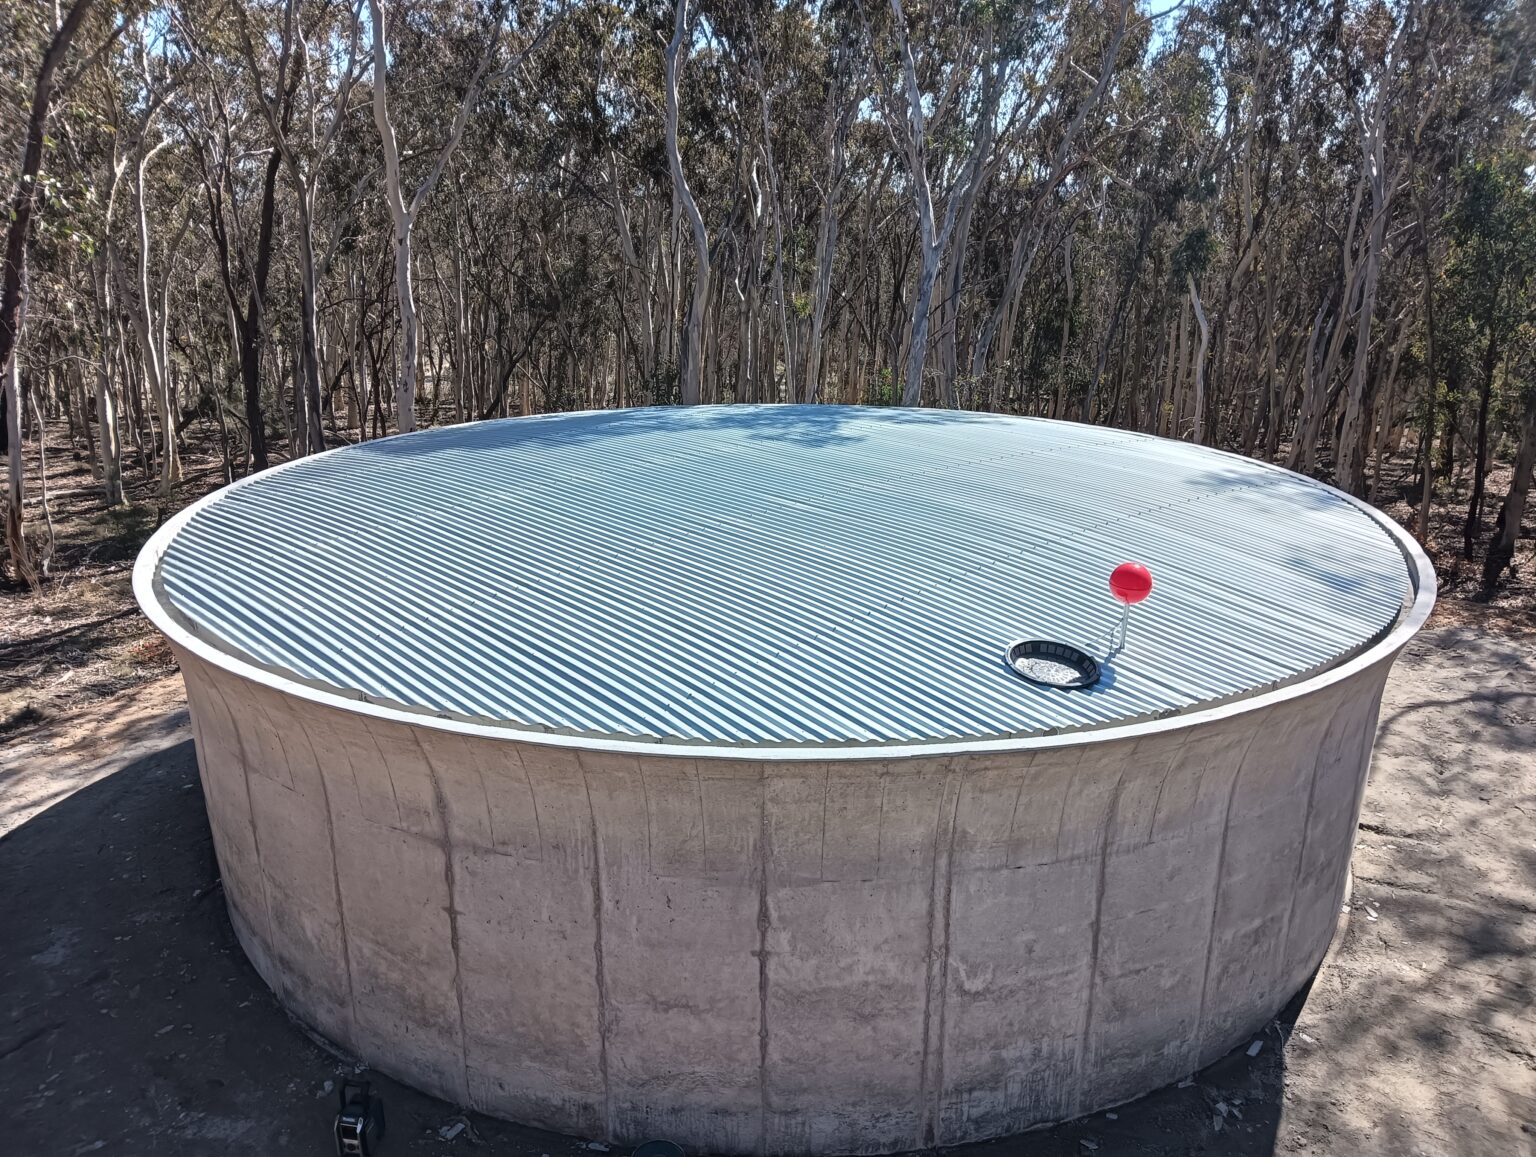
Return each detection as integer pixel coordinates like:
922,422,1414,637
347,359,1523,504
152,406,1415,746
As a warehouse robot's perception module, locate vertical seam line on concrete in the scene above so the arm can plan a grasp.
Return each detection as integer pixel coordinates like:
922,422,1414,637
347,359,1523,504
928,766,962,1148
1146,751,1174,840
1003,763,1027,867
915,761,959,1148
915,772,943,1147
695,763,707,871
418,734,472,1106
209,676,285,1004
298,714,361,1048
756,764,771,1157
874,774,888,876
476,754,500,851
185,684,235,929
639,762,654,874
1049,762,1074,861
1318,682,1384,973
518,751,545,861
372,731,405,828
581,760,614,1140
1073,767,1127,1117
817,765,830,880
1189,729,1259,1068
1278,705,1330,975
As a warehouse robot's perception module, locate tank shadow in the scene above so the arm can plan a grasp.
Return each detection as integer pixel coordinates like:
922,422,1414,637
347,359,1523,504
343,404,1007,458
0,733,1309,1156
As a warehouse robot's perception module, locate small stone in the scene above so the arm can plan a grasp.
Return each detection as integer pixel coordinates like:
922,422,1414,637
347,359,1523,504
585,1145,611,1153
1298,1032,1315,1044
155,1025,174,1036
316,1080,334,1098
1079,1141,1099,1152
1246,1039,1264,1057
1105,1112,1117,1120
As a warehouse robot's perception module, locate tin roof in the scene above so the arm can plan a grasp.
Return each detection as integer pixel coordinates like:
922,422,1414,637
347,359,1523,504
150,406,1417,747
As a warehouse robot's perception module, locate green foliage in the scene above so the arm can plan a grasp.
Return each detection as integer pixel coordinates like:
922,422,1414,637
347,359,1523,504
1170,227,1213,285
867,367,897,407
1436,153,1536,412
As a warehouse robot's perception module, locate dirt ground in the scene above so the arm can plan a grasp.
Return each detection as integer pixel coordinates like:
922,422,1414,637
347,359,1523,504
3,428,1535,1155
0,625,1531,1157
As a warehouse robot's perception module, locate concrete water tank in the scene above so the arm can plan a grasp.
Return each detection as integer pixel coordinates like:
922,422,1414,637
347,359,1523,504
135,406,1433,1155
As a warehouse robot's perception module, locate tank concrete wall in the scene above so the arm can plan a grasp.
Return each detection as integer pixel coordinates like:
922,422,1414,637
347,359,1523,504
168,643,1397,1155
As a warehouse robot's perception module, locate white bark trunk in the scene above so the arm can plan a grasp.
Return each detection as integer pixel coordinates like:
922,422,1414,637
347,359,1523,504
371,0,418,433
665,0,709,406
1188,273,1210,444
4,348,36,588
1338,114,1389,494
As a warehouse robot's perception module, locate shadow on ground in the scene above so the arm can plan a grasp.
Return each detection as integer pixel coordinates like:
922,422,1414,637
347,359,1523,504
6,627,1531,1155
0,733,1286,1156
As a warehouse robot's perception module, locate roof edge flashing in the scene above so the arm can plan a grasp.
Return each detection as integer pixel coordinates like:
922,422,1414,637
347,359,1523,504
134,411,1436,763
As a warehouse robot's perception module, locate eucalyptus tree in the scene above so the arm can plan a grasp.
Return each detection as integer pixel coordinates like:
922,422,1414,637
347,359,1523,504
862,0,1001,406
1441,155,1536,561
232,0,368,455
368,0,557,432
965,0,1137,402
663,0,711,405
2,0,98,586
103,26,190,496
176,3,293,472
3,0,1535,601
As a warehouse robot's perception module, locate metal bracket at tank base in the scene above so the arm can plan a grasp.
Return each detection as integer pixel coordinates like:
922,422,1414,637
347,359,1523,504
334,1080,385,1156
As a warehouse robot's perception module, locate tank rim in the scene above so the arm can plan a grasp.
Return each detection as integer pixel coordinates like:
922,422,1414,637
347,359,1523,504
133,408,1437,763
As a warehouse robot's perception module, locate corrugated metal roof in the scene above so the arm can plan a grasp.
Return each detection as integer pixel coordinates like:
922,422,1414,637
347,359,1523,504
153,406,1415,746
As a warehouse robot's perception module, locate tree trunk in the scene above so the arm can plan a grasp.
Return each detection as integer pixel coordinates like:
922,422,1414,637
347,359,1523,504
1339,196,1388,494
4,354,37,587
90,260,125,506
26,380,55,575
2,0,95,585
803,69,850,406
244,144,283,469
1483,384,1536,590
1415,194,1438,542
1463,328,1501,559
1188,273,1211,444
371,0,420,433
664,0,709,406
1051,233,1074,419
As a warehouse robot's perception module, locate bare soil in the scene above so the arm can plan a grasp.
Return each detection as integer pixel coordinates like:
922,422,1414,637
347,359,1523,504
1,436,224,739
2,429,1534,1155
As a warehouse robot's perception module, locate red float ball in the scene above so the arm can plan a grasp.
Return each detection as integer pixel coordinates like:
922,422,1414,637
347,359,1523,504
1110,562,1153,605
